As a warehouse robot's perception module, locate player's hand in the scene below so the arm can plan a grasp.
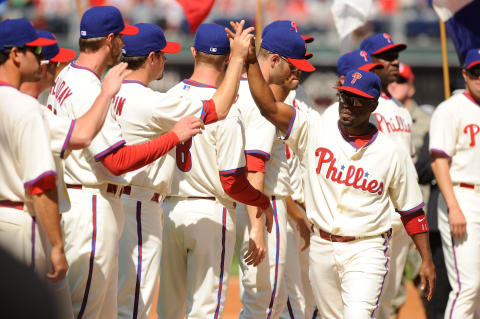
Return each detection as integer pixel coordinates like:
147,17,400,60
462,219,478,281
101,62,132,97
244,224,266,267
295,216,311,251
47,245,69,283
419,258,436,301
172,115,205,142
448,206,467,239
225,20,255,63
257,205,273,233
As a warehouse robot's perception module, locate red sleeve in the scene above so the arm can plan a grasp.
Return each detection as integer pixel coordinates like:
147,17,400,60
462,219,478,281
219,169,270,209
27,174,57,195
202,99,218,125
401,210,429,236
101,131,180,176
246,153,267,173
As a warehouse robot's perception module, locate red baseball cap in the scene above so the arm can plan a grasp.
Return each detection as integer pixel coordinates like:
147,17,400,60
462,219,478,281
398,62,414,82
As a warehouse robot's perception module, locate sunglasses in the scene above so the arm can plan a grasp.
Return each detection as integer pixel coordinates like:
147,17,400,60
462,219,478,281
278,55,299,72
26,46,42,56
338,92,375,108
467,67,480,78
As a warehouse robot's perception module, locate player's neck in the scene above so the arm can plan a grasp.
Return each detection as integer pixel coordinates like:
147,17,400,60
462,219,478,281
19,81,43,99
189,65,223,88
125,68,150,85
0,62,21,89
75,52,109,78
381,83,391,97
466,87,480,104
258,59,272,83
270,83,290,102
339,121,372,137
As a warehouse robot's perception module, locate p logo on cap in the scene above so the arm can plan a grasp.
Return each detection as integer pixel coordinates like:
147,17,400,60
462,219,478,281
333,69,381,99
80,6,138,39
336,49,383,76
351,72,362,84
360,33,407,56
194,23,230,56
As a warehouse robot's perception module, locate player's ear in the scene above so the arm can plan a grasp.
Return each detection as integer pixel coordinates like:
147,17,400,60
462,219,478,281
191,47,196,59
147,51,156,64
462,68,468,82
369,100,379,112
225,53,230,64
270,53,280,69
10,47,21,64
339,75,345,86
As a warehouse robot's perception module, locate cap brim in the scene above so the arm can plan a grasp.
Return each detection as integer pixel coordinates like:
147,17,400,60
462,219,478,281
50,48,76,63
120,24,139,36
301,35,314,43
332,86,374,99
161,41,181,54
305,52,313,60
466,60,480,69
27,37,57,47
358,63,383,72
288,58,316,72
372,43,407,55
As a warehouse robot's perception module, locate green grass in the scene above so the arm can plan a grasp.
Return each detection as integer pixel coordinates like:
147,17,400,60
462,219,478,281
230,252,239,277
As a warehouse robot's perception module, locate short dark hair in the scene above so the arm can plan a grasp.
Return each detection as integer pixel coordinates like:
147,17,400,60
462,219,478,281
120,51,163,70
0,46,28,66
78,36,106,53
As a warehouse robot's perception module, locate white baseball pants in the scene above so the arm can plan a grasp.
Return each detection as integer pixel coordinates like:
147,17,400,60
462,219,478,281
118,186,164,319
309,230,390,319
62,186,125,319
438,187,480,319
236,196,288,319
157,197,236,319
0,206,74,318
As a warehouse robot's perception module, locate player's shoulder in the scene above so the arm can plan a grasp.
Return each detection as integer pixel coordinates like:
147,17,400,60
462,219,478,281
0,89,43,122
433,92,467,117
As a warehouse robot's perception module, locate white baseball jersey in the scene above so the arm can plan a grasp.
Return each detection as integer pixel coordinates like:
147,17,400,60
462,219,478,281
47,63,128,186
0,84,56,210
111,80,214,194
39,106,75,213
429,92,480,185
284,108,424,237
167,80,245,204
237,79,291,197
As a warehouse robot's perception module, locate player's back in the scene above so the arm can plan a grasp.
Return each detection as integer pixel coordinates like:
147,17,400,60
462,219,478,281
167,79,245,204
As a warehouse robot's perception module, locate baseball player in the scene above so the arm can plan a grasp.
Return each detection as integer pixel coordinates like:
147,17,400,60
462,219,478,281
158,23,274,319
430,48,480,318
231,20,315,319
240,39,436,315
359,33,417,319
110,22,258,319
0,17,67,294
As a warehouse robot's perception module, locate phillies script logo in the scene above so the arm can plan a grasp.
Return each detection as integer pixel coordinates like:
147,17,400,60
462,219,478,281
383,33,392,43
315,147,384,195
351,72,362,84
464,123,480,147
360,50,368,62
373,113,411,134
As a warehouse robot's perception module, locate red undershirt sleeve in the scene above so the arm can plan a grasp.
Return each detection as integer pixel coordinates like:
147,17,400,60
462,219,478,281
219,169,270,209
27,174,57,195
245,153,268,173
202,99,218,125
401,209,429,236
101,131,180,176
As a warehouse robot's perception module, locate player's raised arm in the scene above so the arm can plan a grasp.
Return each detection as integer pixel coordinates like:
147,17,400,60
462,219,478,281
209,20,254,120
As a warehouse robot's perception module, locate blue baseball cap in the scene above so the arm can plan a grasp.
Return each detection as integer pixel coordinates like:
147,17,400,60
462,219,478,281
261,20,315,72
333,69,381,99
262,20,314,43
37,30,76,63
194,23,230,55
80,6,138,39
464,48,480,69
0,18,57,50
337,49,383,76
122,23,181,57
360,33,407,56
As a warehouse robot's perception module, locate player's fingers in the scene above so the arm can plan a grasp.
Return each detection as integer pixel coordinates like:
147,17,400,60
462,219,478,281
225,27,235,39
266,212,273,233
47,269,61,283
419,273,426,293
242,27,255,37
427,275,436,301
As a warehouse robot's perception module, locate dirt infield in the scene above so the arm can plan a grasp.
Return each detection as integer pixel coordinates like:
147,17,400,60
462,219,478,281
148,278,427,318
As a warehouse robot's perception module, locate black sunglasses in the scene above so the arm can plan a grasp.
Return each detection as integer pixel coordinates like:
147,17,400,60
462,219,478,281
338,92,375,107
467,67,480,78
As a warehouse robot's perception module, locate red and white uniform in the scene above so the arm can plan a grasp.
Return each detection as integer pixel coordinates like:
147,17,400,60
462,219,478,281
284,107,423,318
430,92,480,319
112,79,214,319
47,63,128,319
158,79,245,319
235,78,291,318
0,83,57,290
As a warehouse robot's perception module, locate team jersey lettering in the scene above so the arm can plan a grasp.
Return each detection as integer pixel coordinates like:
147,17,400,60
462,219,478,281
176,138,192,172
51,78,73,106
46,104,57,115
464,123,480,147
315,147,384,195
373,112,411,134
112,96,126,116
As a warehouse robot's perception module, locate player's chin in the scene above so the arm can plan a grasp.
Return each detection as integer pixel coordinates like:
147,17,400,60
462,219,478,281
339,117,353,127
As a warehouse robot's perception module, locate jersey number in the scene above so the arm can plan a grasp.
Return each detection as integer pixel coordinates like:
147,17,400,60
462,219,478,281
176,138,192,172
